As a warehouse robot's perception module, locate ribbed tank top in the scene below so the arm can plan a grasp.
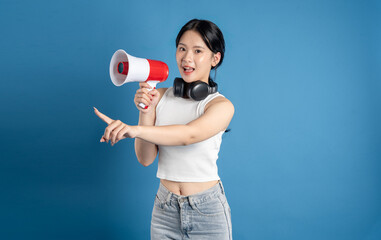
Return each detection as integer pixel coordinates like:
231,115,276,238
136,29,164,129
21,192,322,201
155,87,225,182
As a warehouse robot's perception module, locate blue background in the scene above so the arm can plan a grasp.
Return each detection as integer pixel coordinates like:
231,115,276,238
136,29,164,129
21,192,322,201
0,0,380,239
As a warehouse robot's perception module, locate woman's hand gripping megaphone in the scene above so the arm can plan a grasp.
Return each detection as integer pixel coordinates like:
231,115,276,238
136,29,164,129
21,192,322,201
136,80,160,109
134,82,161,112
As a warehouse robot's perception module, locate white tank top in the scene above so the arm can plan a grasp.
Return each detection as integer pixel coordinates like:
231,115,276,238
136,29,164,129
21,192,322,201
155,87,225,182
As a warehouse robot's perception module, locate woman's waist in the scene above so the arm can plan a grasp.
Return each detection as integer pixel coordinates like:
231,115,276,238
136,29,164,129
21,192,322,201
160,179,220,197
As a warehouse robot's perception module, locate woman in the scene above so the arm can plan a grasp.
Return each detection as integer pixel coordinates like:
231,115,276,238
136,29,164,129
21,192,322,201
94,19,234,239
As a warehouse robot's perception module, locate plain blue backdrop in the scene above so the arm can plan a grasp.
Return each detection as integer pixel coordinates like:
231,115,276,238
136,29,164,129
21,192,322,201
0,0,380,239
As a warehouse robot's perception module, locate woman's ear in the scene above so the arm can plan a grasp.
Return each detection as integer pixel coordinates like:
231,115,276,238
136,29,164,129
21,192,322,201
211,52,221,68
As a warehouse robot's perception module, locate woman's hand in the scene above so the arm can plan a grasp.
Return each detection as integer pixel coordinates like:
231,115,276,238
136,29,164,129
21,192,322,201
134,82,161,113
94,107,138,146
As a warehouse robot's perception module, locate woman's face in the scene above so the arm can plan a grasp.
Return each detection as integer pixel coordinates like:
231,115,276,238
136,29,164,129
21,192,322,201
176,30,221,84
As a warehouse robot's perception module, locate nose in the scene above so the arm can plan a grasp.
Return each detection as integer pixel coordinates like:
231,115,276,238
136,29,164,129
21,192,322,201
182,50,193,64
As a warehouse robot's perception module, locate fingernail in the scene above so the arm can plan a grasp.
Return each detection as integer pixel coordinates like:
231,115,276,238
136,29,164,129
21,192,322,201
144,106,148,109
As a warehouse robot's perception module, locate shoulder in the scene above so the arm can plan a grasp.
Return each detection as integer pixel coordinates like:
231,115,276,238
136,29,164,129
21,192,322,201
157,88,169,102
157,87,169,95
205,95,234,114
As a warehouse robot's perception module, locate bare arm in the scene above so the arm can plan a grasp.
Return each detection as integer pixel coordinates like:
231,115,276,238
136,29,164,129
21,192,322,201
94,96,234,157
134,111,158,166
133,86,167,166
134,97,234,146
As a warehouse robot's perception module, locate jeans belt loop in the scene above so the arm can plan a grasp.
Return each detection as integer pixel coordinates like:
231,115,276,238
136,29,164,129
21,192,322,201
166,192,172,206
188,196,196,210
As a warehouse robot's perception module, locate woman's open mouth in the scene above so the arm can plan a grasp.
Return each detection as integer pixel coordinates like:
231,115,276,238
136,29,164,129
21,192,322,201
183,66,195,75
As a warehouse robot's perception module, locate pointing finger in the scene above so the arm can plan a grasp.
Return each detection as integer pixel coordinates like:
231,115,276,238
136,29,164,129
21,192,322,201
93,107,113,125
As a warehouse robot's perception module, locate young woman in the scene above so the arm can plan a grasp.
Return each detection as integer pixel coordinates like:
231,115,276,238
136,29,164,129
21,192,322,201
94,19,234,240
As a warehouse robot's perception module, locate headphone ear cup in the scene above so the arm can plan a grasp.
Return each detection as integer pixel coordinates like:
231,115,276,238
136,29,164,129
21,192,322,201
173,78,185,98
188,81,210,101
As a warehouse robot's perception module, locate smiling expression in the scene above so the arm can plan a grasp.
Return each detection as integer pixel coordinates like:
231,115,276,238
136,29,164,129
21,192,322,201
176,30,221,84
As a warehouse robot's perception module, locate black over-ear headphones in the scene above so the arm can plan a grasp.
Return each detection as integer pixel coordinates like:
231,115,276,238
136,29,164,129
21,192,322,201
173,78,218,101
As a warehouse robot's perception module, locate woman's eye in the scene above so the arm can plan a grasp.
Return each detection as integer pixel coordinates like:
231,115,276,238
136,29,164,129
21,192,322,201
195,50,202,53
179,47,185,51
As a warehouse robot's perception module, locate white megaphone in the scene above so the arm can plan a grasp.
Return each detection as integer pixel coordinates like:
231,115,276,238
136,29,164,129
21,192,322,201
109,49,169,109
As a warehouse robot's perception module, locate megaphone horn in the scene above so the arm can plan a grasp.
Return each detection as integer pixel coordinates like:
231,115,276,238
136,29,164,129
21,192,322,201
109,49,169,109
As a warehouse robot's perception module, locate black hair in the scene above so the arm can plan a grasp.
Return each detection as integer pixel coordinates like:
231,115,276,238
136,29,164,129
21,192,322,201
175,19,225,86
176,19,231,133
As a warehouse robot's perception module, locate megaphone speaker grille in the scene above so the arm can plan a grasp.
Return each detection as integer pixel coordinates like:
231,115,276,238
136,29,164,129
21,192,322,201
118,62,129,75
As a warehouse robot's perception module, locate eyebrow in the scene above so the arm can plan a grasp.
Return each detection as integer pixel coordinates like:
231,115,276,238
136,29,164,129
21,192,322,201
178,43,205,49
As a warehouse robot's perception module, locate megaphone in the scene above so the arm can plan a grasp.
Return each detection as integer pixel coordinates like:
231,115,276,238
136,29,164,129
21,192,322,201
109,49,169,109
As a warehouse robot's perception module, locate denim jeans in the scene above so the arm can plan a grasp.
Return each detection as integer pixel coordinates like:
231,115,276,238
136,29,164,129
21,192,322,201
151,181,232,240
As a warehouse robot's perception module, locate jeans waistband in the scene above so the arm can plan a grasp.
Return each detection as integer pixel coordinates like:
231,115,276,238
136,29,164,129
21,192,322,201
157,180,226,206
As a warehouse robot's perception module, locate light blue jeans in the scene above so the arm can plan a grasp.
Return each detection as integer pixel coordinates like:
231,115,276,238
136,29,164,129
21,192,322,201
151,180,232,240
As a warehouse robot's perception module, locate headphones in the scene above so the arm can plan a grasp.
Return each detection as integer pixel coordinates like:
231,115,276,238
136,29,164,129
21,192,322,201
173,77,218,101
